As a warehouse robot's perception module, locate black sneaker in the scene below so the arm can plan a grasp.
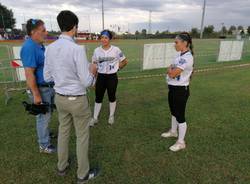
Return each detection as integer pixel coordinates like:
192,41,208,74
77,168,100,184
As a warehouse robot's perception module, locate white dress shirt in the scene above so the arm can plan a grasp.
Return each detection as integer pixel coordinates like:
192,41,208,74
44,34,94,95
167,51,194,86
92,45,126,74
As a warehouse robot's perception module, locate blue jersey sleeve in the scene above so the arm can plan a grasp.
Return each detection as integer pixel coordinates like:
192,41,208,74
20,44,37,68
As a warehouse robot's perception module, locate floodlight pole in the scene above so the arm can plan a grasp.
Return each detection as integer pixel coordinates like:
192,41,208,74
148,10,152,34
200,0,206,39
102,0,104,30
88,15,91,33
50,16,53,32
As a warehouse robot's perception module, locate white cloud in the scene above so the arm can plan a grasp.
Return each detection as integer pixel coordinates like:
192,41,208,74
0,0,249,33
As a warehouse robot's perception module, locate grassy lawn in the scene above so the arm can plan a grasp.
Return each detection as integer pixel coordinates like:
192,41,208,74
0,65,250,184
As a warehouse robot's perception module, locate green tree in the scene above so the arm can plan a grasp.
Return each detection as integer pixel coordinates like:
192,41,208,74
228,25,236,35
190,28,199,38
203,25,215,37
237,25,244,31
221,26,227,35
247,26,250,35
161,30,169,34
141,29,147,36
0,3,16,29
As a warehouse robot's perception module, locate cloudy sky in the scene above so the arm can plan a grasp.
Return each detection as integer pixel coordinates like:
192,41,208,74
1,0,249,33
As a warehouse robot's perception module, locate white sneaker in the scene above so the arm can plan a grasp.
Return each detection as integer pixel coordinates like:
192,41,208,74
108,116,114,125
169,141,186,152
89,118,98,127
161,130,178,138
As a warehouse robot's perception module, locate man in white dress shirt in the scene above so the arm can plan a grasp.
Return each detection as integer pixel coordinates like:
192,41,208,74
44,10,99,184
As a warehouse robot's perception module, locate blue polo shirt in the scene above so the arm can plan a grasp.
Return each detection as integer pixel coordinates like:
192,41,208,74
20,37,48,85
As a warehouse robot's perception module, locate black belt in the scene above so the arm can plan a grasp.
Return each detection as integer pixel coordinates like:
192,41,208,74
168,85,189,90
56,93,85,97
98,73,117,76
38,84,54,88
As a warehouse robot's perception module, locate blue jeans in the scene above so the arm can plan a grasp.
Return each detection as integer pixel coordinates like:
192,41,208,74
28,87,55,148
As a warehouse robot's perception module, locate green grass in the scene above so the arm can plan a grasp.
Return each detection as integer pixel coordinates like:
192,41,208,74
0,66,250,184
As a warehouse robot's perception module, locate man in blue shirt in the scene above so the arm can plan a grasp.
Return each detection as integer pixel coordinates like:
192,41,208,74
20,19,56,154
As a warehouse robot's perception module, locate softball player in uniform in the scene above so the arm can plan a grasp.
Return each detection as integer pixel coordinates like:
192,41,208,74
89,30,128,126
161,32,194,152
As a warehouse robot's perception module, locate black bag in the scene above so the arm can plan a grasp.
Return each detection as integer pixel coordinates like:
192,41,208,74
22,101,50,115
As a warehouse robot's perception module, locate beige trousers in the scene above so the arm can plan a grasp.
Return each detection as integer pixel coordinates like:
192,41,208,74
55,94,91,178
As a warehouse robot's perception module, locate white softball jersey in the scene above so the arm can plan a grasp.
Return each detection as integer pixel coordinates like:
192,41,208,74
167,51,194,86
92,45,126,74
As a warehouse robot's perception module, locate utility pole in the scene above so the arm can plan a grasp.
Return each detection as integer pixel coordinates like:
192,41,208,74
102,0,104,30
221,22,224,36
23,13,26,24
88,15,91,33
200,0,206,39
148,10,152,34
50,16,53,31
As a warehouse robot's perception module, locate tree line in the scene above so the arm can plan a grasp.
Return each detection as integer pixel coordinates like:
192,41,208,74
119,25,250,39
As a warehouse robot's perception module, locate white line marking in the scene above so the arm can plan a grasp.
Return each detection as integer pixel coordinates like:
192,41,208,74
119,63,250,80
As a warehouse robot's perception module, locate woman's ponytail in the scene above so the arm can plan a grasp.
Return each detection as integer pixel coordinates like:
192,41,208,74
179,32,194,56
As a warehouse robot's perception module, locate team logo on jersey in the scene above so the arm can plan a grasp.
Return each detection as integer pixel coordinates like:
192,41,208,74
97,56,116,63
179,58,187,65
119,52,124,58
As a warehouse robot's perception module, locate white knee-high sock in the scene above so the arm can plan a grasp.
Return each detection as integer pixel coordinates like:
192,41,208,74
178,122,187,144
109,101,116,117
171,116,178,133
94,103,102,120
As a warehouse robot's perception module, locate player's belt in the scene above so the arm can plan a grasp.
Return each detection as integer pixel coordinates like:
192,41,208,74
38,83,54,88
168,85,189,90
56,93,86,97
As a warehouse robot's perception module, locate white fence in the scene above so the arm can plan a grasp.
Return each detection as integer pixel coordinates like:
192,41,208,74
142,40,247,71
218,41,244,62
143,43,177,70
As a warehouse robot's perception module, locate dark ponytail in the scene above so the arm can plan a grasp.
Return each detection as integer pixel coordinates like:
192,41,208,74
178,32,195,79
178,32,194,56
189,40,194,56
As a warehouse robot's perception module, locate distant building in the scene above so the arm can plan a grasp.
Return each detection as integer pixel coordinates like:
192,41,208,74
77,32,99,40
